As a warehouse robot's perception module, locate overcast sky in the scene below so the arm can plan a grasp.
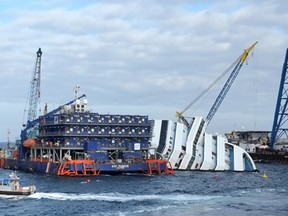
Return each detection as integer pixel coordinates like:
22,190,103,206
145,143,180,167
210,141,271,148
0,0,287,141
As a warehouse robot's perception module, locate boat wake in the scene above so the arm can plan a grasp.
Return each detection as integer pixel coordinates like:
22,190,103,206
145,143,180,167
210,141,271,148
28,192,223,202
0,194,27,200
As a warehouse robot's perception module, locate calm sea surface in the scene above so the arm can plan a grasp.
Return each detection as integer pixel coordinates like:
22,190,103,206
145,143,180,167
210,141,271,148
0,163,287,216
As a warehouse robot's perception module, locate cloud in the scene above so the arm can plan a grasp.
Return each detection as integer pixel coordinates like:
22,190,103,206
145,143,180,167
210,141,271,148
0,0,288,140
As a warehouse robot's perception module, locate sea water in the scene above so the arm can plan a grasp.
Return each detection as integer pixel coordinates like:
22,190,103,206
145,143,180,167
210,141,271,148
0,163,287,216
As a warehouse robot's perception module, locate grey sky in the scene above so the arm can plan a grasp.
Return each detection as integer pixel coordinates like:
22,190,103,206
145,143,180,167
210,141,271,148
0,0,287,141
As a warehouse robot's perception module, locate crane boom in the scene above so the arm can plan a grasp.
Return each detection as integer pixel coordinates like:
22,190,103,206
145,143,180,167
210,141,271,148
205,42,258,125
26,48,42,124
176,42,258,127
20,49,88,142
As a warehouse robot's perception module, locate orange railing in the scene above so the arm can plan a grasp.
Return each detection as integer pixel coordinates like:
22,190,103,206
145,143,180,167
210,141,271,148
145,159,174,175
57,159,100,176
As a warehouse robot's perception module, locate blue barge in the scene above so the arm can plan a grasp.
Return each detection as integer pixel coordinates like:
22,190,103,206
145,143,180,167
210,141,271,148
1,95,172,176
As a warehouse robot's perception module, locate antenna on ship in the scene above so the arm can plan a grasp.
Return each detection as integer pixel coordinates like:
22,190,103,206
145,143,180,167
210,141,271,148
74,84,80,100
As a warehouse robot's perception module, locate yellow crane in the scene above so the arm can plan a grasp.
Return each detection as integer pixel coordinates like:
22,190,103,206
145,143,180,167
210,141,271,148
177,41,258,127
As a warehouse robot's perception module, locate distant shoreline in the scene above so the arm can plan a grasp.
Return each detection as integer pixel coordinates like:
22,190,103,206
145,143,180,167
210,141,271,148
0,142,11,148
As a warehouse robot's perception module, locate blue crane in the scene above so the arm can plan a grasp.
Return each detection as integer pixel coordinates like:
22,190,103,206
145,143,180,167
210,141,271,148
177,42,258,127
25,48,42,125
21,48,86,141
270,48,288,150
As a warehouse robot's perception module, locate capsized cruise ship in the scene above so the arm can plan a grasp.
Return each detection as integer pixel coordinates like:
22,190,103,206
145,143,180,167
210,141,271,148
148,42,259,172
150,117,257,172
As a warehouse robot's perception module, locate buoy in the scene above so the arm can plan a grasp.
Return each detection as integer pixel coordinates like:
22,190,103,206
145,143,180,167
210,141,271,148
86,179,91,183
262,171,268,179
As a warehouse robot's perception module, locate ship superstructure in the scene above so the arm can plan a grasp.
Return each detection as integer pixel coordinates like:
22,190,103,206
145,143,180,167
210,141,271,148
2,94,173,175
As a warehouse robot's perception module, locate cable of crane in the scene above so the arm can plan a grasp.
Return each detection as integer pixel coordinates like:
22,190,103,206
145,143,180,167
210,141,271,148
180,55,242,114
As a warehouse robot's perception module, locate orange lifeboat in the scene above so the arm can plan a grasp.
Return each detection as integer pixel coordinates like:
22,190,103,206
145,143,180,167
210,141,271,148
23,138,38,148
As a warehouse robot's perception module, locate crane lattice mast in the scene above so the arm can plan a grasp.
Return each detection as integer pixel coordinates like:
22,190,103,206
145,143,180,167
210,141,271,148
26,48,42,124
270,48,288,150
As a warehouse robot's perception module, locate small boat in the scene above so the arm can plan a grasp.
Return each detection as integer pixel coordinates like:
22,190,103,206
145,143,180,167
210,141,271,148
0,172,36,196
